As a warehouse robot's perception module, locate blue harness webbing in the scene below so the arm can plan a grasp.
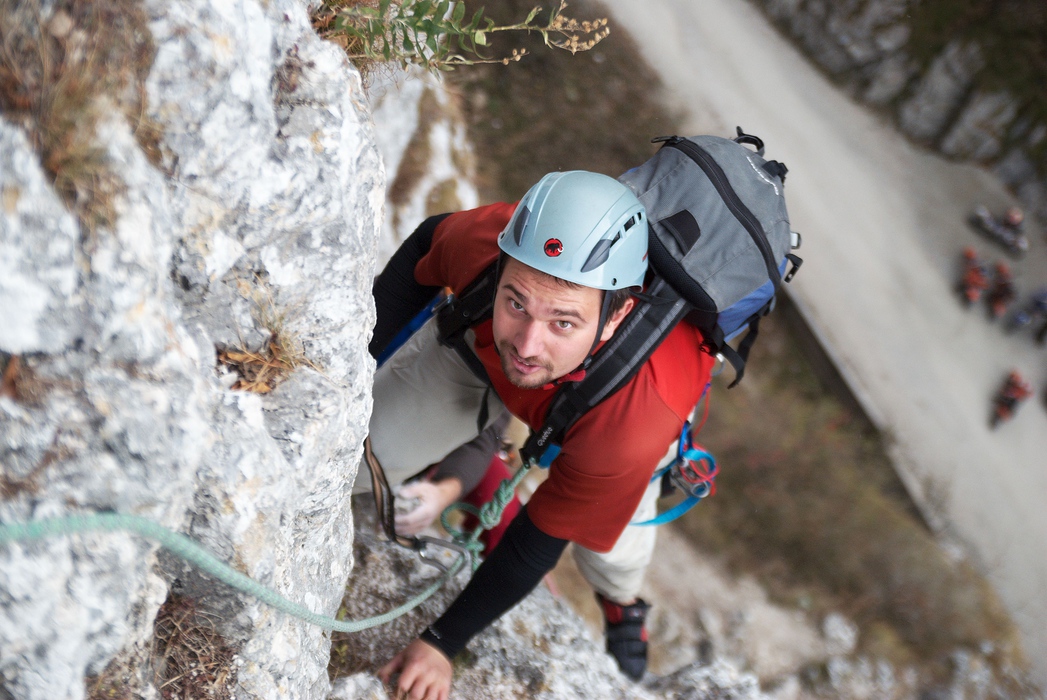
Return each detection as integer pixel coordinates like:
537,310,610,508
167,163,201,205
632,420,718,526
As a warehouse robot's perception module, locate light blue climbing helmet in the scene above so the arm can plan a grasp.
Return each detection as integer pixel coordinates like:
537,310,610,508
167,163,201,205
497,171,648,290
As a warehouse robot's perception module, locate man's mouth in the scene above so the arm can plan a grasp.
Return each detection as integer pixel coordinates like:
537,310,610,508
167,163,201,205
509,349,542,375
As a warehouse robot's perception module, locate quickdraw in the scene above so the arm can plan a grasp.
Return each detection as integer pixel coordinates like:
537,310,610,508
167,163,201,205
363,436,478,572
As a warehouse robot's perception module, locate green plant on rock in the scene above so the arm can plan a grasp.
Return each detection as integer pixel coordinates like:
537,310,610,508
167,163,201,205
314,0,609,72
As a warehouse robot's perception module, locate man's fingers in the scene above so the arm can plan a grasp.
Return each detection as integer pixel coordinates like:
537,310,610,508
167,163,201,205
377,651,404,684
382,639,452,700
397,481,424,499
394,661,423,699
394,518,423,536
395,505,434,534
395,482,441,535
397,670,442,700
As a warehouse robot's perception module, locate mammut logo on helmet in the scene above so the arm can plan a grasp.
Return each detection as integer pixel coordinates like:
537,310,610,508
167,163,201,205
544,238,563,257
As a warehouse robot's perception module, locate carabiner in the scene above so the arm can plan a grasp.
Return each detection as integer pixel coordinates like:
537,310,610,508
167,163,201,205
413,535,473,573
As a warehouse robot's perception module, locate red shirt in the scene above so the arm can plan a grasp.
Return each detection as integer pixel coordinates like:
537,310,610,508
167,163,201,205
415,203,715,552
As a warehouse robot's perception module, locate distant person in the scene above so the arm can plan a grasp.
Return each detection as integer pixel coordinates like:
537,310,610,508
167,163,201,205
1001,207,1025,235
971,204,1029,257
988,262,1016,319
991,370,1032,428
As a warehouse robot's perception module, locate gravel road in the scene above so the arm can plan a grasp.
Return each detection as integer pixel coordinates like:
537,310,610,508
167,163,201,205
609,0,1047,684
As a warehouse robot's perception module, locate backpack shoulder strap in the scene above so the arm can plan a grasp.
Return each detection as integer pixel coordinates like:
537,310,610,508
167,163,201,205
435,261,499,348
435,261,499,381
433,262,499,432
521,277,692,466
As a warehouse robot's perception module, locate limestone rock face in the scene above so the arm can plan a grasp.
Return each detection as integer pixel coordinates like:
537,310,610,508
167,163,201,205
366,68,479,268
940,90,1020,161
0,125,82,355
0,1,380,699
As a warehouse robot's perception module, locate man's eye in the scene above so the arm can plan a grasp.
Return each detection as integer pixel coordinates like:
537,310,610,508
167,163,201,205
510,299,524,311
556,320,573,330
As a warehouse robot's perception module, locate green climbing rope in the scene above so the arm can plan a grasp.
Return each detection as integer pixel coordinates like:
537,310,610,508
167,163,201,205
440,457,532,571
0,512,463,633
0,462,532,633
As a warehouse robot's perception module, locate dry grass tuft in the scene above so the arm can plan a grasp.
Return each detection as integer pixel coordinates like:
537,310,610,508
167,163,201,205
86,660,135,700
0,354,51,406
217,335,304,395
151,594,237,700
1,354,74,500
0,0,158,235
217,280,320,394
0,353,20,400
311,0,385,81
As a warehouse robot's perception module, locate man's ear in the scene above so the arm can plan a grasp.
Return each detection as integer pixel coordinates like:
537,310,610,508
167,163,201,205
599,297,636,342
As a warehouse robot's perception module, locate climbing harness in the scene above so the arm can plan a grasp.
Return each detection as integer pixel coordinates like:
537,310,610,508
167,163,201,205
632,420,718,526
0,443,532,634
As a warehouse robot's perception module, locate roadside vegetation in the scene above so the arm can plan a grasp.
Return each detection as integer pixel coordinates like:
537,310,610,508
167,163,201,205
443,1,675,202
439,0,1032,687
677,303,1027,683
312,0,608,81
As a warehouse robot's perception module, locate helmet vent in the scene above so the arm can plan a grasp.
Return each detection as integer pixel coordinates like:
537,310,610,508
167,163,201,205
580,238,614,273
624,215,637,231
512,206,531,245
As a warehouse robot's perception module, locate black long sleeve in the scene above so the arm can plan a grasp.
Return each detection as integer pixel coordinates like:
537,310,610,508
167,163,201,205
368,213,451,359
420,506,568,659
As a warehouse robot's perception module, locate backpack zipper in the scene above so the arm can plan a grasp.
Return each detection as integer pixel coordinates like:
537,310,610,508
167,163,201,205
668,139,781,290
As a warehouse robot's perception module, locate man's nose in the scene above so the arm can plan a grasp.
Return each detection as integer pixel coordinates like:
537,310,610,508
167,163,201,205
513,320,544,359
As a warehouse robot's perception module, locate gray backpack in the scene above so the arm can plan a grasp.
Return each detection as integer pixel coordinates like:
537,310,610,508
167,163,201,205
619,129,801,384
521,128,802,464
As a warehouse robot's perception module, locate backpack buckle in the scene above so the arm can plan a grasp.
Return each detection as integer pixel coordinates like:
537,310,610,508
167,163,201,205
432,292,455,313
784,253,803,283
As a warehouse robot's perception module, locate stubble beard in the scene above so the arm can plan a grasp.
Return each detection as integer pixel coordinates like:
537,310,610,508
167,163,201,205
497,340,555,389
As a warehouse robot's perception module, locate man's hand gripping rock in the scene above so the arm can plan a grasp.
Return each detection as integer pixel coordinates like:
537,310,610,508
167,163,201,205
378,638,452,700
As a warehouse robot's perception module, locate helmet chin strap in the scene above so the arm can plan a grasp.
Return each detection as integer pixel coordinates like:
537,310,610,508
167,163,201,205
581,291,614,370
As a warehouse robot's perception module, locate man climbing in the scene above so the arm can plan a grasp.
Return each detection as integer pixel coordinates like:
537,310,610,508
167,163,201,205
365,171,715,699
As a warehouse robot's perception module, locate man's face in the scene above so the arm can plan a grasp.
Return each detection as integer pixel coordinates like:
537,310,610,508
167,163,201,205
492,257,633,389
